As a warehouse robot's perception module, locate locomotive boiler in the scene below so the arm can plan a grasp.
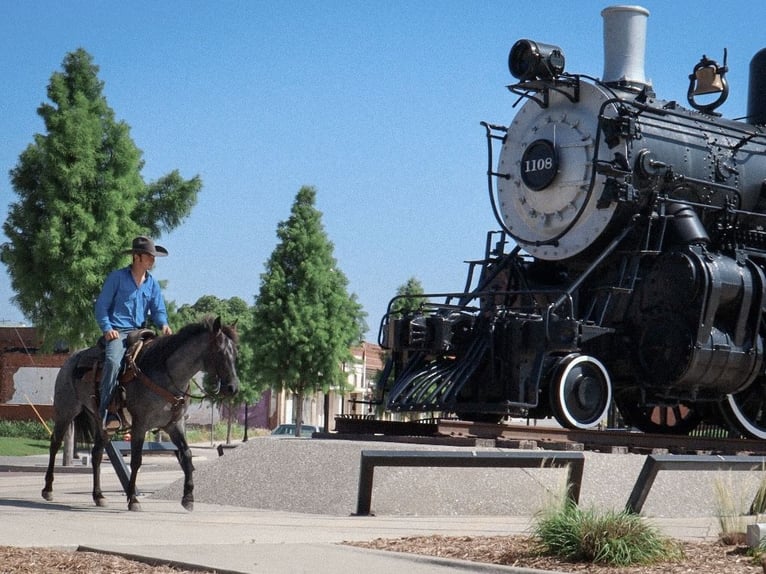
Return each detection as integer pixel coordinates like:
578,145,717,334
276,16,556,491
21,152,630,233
377,6,766,438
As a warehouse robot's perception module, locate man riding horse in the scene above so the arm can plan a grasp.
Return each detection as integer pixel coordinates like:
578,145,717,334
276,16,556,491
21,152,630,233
94,236,173,433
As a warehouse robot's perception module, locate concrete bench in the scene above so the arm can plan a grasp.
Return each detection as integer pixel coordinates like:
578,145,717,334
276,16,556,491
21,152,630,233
626,454,766,514
355,449,585,516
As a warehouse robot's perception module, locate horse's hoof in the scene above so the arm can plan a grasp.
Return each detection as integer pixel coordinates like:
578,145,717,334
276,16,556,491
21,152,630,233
95,497,108,508
182,499,194,512
128,501,142,512
41,489,52,502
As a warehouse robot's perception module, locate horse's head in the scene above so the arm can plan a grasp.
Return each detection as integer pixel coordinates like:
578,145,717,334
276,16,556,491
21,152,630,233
206,316,240,396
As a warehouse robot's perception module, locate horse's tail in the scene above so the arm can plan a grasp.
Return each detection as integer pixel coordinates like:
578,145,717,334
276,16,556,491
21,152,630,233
73,410,95,445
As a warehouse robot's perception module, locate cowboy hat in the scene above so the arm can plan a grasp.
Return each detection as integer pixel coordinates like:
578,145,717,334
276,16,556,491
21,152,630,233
123,236,168,257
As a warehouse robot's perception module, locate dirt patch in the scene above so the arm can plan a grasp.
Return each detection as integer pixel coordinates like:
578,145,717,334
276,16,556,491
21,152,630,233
0,546,215,574
3,536,766,573
346,535,766,573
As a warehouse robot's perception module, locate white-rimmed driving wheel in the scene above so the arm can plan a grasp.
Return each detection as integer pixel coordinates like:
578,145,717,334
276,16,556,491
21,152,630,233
719,381,766,439
550,354,612,429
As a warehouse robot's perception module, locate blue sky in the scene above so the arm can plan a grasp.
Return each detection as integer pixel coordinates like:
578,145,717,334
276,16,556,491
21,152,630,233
0,1,762,341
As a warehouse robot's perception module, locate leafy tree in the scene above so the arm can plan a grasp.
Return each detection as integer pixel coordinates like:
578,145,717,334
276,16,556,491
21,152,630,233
1,48,200,349
172,295,258,444
390,276,426,317
245,186,366,436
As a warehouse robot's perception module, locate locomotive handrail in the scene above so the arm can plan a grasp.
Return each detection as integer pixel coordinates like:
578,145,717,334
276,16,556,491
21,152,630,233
481,121,513,237
551,221,636,312
385,290,573,318
506,74,582,109
625,97,766,143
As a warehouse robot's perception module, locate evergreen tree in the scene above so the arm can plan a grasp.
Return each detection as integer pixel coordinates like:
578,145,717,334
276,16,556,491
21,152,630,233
246,186,366,436
390,276,426,317
1,49,200,348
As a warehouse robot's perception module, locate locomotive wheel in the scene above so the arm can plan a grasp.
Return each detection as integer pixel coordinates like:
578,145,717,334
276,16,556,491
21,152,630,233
549,354,612,429
719,381,766,439
615,401,702,435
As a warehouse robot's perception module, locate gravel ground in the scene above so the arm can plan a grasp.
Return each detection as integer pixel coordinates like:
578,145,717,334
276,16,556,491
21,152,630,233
152,437,766,518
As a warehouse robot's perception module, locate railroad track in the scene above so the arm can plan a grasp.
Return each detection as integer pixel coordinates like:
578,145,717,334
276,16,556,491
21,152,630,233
328,416,766,456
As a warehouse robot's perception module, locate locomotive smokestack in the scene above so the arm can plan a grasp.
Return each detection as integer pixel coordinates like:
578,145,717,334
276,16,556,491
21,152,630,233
747,48,766,125
601,5,650,89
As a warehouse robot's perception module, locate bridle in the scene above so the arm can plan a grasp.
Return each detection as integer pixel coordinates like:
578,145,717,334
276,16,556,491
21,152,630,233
131,326,237,409
185,329,238,400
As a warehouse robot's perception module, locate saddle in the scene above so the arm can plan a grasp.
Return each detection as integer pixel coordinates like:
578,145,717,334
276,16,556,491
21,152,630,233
74,329,157,429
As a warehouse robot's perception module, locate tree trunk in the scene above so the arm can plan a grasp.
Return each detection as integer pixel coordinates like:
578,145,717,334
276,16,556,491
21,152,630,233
226,403,233,444
295,390,305,437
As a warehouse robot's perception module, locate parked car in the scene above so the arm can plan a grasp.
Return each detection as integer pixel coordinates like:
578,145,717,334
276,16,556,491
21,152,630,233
270,423,320,438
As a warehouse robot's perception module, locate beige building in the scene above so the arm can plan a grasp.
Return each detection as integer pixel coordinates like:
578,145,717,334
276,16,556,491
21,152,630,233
268,342,385,431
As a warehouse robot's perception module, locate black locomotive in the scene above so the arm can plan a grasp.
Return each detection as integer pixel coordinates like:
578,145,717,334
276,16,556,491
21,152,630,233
377,5,766,438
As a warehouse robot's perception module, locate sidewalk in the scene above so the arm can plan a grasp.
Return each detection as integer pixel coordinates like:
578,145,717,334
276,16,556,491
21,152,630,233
0,444,721,574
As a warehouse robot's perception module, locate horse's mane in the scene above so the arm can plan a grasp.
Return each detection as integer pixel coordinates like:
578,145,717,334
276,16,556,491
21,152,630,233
137,316,237,372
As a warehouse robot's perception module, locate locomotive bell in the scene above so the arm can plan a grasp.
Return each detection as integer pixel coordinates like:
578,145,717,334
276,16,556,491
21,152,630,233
691,60,725,95
687,53,729,113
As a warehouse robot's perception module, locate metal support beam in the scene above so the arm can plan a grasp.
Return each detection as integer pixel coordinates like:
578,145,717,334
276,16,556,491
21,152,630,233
105,441,177,495
355,449,585,516
105,441,134,494
626,454,766,514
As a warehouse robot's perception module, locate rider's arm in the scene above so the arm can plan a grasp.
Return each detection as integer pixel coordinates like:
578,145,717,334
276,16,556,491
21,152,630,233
94,270,120,333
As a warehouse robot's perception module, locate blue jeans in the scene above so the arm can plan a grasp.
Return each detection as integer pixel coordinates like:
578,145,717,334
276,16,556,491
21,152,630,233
99,333,128,420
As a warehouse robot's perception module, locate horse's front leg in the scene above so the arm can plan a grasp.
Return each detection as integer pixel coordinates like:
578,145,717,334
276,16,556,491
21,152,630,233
167,423,195,511
127,434,145,511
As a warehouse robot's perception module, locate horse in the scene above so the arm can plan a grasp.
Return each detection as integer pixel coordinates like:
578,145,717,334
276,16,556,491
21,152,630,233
41,316,239,511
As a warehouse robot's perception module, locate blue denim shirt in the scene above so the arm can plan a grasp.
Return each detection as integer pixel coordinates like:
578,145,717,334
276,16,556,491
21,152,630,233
94,266,169,333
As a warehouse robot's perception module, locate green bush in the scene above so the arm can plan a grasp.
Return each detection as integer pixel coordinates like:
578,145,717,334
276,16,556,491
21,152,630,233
0,419,52,440
533,500,682,566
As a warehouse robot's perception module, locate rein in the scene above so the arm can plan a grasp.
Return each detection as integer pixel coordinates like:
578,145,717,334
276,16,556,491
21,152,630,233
185,377,220,401
126,331,228,410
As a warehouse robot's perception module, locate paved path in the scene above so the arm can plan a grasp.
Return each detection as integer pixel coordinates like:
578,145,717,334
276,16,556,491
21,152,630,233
0,442,722,573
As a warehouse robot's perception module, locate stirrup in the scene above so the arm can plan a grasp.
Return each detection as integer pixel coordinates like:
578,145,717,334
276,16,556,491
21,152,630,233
103,413,122,434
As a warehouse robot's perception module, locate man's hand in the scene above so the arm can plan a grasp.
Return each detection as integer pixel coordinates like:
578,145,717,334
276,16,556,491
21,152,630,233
161,325,173,336
104,329,120,341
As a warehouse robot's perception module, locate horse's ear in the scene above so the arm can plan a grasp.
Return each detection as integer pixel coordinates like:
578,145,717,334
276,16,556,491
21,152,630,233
213,316,222,332
231,318,238,328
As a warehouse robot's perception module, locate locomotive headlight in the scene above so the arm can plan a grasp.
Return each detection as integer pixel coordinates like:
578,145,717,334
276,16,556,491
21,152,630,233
509,39,566,81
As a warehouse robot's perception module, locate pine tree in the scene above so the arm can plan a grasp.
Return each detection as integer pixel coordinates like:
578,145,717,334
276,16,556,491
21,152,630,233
391,276,426,316
246,186,366,435
1,49,200,348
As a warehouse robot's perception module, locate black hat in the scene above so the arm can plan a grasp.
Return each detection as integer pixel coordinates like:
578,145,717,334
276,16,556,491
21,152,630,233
124,236,168,257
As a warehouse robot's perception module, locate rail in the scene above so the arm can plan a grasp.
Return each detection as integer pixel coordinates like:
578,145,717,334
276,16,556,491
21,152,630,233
354,449,584,516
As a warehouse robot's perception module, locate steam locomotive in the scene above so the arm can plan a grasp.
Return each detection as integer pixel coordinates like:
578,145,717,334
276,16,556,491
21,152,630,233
377,6,766,438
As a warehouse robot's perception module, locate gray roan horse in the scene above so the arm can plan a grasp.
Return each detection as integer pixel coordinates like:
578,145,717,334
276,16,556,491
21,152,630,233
42,316,239,511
